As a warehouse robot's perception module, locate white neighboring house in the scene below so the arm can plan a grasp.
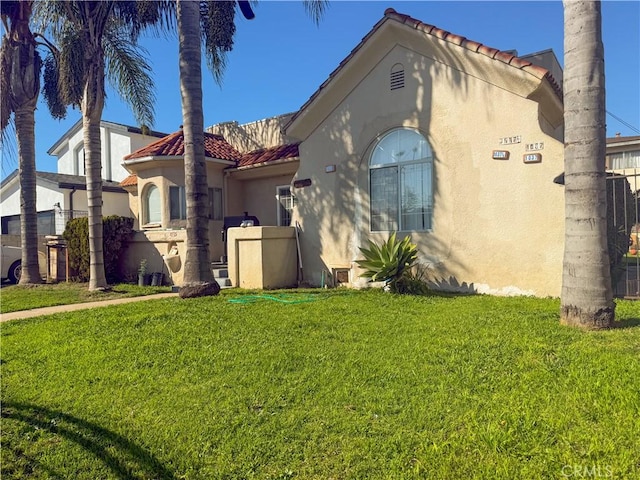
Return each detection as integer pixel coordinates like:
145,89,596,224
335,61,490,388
0,119,166,235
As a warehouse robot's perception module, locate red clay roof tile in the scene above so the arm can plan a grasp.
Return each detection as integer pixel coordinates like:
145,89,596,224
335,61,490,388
120,174,138,187
124,129,242,162
237,143,300,168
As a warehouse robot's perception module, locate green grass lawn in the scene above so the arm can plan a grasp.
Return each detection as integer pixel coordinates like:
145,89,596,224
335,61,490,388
1,289,639,479
0,282,171,314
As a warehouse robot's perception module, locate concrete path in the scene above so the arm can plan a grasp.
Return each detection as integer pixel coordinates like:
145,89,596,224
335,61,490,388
1,292,178,323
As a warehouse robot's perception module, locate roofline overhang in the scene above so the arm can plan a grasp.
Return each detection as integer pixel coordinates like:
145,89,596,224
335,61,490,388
284,9,561,140
606,138,640,148
48,118,167,156
123,155,237,167
227,156,299,173
57,182,126,193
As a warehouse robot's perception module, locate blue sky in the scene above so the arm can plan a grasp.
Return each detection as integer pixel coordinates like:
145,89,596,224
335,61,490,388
2,0,639,179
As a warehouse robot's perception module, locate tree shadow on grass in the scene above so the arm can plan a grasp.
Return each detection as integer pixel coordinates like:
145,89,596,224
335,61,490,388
612,317,640,329
1,402,177,479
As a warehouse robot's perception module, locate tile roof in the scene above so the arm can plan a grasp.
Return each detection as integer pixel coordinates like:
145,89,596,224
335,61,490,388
124,129,242,162
237,143,300,168
285,8,563,132
120,174,138,187
384,8,562,95
119,143,300,186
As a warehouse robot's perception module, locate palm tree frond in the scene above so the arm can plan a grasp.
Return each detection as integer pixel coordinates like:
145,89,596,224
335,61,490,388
303,0,329,26
0,39,13,134
103,29,155,128
200,0,236,85
56,27,86,107
42,53,67,120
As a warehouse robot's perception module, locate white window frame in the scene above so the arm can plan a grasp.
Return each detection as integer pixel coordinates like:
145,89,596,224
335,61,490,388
369,128,434,232
276,185,295,227
74,144,85,176
143,183,161,226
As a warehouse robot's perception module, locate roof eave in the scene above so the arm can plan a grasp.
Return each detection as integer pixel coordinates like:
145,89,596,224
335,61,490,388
123,155,237,166
229,156,299,172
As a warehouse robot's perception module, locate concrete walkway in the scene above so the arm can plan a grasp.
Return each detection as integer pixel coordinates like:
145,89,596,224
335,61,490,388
1,292,178,322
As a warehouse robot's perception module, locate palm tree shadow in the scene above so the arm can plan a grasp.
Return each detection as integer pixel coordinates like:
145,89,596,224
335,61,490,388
2,402,177,479
612,317,640,329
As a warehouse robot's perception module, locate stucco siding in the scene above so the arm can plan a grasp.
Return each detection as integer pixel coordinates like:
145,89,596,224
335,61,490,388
240,175,295,226
1,179,65,216
291,43,564,296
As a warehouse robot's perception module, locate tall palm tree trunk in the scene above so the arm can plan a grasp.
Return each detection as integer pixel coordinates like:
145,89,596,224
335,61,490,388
177,0,219,298
82,53,107,291
561,0,614,329
3,1,43,285
15,105,41,284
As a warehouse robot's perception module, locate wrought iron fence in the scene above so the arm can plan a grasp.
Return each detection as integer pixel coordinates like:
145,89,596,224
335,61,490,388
54,209,88,235
607,169,639,299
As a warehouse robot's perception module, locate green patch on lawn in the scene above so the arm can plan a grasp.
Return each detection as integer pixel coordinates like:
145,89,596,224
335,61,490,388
1,290,639,479
0,282,171,314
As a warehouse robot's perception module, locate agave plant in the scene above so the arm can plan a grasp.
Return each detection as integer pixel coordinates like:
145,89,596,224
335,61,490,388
356,232,418,289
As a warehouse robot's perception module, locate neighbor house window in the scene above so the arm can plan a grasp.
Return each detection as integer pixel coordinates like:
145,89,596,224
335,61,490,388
144,184,161,224
277,186,296,226
369,128,433,231
209,187,223,220
608,150,640,169
75,145,85,176
169,186,187,220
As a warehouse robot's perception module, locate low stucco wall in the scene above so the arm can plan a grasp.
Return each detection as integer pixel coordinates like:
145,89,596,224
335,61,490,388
123,229,187,286
227,226,298,289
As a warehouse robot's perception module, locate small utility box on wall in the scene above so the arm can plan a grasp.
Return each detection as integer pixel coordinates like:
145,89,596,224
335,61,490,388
227,226,297,289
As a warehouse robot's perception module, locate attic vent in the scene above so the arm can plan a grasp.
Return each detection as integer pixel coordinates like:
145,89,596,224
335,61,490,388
390,63,405,90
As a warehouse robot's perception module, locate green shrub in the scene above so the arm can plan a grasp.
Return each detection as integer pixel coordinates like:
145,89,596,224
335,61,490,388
63,216,134,283
392,263,432,295
63,218,90,281
356,232,419,292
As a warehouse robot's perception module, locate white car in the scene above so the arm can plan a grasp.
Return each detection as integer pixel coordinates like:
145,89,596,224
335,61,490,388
1,245,47,283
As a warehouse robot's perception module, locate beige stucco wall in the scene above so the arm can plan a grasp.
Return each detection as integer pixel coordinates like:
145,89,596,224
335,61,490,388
125,158,230,262
209,113,295,152
226,226,298,289
225,163,298,226
123,229,186,286
288,32,565,297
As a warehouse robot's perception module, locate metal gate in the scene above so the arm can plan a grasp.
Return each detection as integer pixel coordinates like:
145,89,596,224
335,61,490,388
607,169,639,299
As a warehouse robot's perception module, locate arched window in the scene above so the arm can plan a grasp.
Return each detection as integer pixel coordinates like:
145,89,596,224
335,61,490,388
144,184,161,225
369,128,433,231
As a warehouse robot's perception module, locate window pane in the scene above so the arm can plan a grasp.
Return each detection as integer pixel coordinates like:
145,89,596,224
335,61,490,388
371,129,432,167
370,167,398,231
170,186,186,220
397,129,431,162
369,128,433,232
147,185,161,223
401,163,432,231
209,187,223,220
277,186,295,226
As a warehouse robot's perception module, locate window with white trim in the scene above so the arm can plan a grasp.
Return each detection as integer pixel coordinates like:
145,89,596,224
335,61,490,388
144,184,161,225
276,186,296,226
369,128,433,231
